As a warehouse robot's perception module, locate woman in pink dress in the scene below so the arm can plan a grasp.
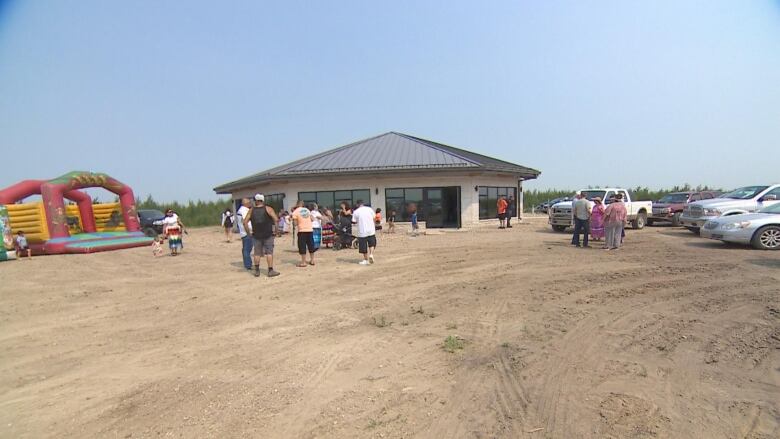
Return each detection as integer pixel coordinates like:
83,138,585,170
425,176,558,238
603,194,628,250
590,197,606,242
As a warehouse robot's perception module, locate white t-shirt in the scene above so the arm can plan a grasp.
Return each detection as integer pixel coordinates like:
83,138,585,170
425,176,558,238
352,205,376,238
162,215,179,230
237,205,251,237
311,210,323,229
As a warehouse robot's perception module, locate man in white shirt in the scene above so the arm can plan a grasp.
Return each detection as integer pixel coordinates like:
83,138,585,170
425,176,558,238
351,199,376,265
236,198,253,270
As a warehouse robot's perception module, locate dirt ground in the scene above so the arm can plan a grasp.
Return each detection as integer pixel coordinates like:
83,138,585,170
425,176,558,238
1,218,779,438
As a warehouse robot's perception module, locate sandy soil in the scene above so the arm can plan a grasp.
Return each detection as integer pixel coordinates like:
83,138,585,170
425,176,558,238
1,219,779,438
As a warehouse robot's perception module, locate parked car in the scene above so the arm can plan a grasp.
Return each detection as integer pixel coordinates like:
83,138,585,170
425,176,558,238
680,184,780,234
138,209,165,237
548,188,652,232
700,203,780,250
648,191,721,226
535,197,571,214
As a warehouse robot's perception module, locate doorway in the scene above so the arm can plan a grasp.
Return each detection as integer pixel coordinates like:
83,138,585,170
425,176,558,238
423,186,460,228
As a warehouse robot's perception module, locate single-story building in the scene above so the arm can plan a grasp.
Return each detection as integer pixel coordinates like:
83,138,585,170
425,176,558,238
213,132,540,228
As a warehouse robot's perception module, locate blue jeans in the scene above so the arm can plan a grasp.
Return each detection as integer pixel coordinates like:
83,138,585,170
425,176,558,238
571,217,590,247
241,235,254,269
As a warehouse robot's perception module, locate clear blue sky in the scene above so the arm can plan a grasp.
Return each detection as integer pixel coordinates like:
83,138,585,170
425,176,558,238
1,1,778,201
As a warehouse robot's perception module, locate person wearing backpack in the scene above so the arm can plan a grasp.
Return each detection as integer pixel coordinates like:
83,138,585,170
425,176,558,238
221,208,234,242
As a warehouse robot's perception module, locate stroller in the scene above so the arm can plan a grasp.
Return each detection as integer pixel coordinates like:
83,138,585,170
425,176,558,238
333,216,357,250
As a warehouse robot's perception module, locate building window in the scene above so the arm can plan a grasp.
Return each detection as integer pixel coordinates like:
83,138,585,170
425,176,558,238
385,188,424,222
478,186,516,220
298,189,371,213
264,194,285,213
234,193,285,214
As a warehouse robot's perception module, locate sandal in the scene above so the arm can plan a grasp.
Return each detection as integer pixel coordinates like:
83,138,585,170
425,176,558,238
308,261,315,266
296,263,308,268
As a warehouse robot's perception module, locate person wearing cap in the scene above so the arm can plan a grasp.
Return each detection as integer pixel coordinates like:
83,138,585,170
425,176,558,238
243,194,280,277
236,198,253,270
571,192,592,248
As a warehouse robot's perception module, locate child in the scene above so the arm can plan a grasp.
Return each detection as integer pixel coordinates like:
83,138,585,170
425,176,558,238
15,231,32,259
409,204,419,236
374,208,383,232
277,210,286,237
388,210,396,234
152,236,164,257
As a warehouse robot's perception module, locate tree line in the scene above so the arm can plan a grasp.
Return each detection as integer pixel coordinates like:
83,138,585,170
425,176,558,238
132,183,725,226
522,184,723,212
135,195,233,227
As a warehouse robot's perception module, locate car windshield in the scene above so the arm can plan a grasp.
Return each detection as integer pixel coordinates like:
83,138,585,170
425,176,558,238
140,210,165,219
580,190,606,201
721,186,768,200
658,193,689,203
758,203,780,214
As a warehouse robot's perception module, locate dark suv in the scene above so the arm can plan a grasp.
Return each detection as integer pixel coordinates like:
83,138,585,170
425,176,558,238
648,191,720,226
138,209,165,237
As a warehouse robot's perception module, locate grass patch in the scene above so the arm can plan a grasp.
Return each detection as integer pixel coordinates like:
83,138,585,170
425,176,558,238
443,335,465,353
372,315,391,328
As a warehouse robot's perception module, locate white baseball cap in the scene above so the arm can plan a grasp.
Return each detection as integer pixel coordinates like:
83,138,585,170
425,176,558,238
254,194,265,201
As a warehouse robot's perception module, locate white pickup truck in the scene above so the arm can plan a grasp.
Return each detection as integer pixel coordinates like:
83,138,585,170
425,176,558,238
548,188,652,232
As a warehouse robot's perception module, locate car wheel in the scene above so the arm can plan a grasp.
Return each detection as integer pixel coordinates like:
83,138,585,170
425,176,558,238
751,225,780,250
143,227,157,237
632,212,647,230
552,225,566,232
671,212,682,227
685,226,700,235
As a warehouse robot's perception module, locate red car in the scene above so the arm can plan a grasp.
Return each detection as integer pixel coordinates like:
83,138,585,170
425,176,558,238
649,191,721,226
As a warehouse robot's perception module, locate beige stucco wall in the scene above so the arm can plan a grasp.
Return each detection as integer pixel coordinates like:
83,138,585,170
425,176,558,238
229,172,524,227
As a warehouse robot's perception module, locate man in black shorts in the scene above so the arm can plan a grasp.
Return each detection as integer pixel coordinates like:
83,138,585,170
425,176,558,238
351,200,377,265
243,194,280,277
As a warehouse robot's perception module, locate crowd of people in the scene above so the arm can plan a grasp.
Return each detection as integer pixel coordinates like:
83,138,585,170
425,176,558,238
227,194,383,277
570,192,628,250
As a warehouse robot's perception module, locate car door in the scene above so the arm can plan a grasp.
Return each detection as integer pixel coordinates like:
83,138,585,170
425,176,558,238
759,186,780,209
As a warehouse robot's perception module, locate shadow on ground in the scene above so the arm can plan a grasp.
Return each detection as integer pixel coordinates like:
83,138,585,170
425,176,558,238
746,258,780,268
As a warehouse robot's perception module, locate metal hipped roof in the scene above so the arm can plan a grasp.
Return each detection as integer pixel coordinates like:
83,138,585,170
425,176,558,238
214,132,540,193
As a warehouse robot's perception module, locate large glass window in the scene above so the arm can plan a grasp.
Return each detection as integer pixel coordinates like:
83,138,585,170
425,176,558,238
478,186,517,220
265,194,285,213
385,188,424,221
297,189,371,214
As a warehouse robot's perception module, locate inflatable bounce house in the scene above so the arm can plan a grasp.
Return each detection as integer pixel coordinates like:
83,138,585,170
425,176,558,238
0,171,153,255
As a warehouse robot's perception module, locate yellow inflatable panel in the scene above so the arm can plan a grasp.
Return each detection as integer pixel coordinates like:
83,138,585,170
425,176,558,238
6,202,49,243
93,202,125,232
65,205,84,234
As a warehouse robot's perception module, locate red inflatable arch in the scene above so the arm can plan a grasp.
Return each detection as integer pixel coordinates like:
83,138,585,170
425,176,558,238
0,179,97,232
0,171,150,255
39,172,140,238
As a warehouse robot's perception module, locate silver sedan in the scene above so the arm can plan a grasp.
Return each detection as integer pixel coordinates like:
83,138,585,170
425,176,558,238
701,203,780,250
